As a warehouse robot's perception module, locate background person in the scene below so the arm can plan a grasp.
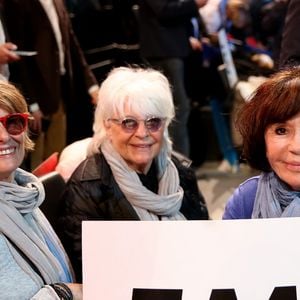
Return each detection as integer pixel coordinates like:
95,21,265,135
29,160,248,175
59,66,209,281
279,0,300,68
137,0,208,157
223,67,300,219
0,81,82,299
0,4,20,81
2,0,99,170
0,42,20,80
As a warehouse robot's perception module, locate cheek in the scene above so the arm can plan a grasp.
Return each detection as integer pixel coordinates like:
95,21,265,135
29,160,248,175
153,130,164,144
265,133,274,154
106,128,113,139
108,128,131,149
8,135,26,168
265,139,275,161
16,136,26,156
106,126,121,142
265,139,283,168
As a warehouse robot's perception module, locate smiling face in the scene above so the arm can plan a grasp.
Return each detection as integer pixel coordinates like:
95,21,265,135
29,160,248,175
265,112,300,190
105,108,165,174
0,108,25,182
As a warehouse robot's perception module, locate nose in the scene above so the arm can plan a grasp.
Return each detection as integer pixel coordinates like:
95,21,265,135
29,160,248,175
135,121,149,137
0,123,10,142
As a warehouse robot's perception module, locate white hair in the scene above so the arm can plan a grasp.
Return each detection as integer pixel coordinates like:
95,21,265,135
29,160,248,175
88,66,175,157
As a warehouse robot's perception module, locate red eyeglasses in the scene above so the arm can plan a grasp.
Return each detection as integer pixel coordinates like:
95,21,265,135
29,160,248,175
0,113,31,135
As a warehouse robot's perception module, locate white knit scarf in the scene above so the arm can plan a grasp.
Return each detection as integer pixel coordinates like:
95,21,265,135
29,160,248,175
101,140,186,220
0,168,74,287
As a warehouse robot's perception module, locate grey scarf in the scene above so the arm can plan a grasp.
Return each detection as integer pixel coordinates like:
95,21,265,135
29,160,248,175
252,172,300,218
101,140,185,220
0,168,74,287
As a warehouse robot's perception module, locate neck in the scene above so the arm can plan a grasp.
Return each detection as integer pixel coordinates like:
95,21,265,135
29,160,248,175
0,172,14,183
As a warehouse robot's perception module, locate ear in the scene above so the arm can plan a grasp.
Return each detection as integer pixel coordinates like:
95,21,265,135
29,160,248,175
104,120,113,138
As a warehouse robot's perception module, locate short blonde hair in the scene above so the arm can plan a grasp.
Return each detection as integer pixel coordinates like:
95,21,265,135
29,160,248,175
0,81,34,151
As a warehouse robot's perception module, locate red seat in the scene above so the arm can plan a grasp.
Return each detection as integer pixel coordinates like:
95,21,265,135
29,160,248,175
32,152,59,177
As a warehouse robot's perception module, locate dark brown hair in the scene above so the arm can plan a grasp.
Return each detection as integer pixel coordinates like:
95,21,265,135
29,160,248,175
236,67,300,171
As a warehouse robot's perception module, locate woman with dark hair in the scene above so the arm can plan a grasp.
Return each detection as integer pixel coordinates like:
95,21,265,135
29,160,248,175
223,67,300,219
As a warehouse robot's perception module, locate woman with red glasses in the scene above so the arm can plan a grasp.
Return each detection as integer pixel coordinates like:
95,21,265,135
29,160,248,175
59,66,209,282
0,81,82,299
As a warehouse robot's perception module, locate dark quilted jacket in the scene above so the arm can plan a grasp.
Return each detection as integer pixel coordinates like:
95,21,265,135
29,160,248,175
59,152,209,281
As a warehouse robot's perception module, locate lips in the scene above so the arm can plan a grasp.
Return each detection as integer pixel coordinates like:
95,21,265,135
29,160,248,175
132,144,152,148
285,161,300,171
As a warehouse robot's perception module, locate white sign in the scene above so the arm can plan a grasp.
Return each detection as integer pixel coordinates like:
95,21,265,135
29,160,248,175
82,219,300,299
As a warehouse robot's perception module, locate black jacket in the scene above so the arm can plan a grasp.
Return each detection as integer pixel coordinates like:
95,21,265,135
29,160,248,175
59,152,208,281
279,0,299,68
3,0,97,115
137,0,199,58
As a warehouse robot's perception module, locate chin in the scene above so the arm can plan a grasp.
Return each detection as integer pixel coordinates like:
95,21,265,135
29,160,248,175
134,153,152,162
289,184,300,191
0,162,19,174
132,160,151,172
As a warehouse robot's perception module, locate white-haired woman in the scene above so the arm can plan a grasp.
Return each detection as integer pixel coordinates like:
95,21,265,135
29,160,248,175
59,66,209,281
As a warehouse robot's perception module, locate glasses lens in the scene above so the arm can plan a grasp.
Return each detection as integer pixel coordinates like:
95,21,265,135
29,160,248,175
6,114,27,135
121,118,138,131
145,117,162,132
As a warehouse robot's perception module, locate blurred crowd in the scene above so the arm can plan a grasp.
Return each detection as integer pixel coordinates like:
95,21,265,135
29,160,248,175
1,1,300,298
0,0,293,171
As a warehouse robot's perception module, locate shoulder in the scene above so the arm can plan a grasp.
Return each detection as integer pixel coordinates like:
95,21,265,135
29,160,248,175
56,138,91,181
171,153,209,219
171,153,197,183
69,153,108,182
171,151,192,168
62,154,113,210
222,175,260,219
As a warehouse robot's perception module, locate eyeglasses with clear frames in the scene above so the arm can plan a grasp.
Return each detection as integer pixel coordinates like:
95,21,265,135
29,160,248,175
0,113,31,135
108,116,166,133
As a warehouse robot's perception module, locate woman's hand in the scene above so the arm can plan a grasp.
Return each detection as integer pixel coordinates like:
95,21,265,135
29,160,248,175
31,283,83,299
65,283,83,300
